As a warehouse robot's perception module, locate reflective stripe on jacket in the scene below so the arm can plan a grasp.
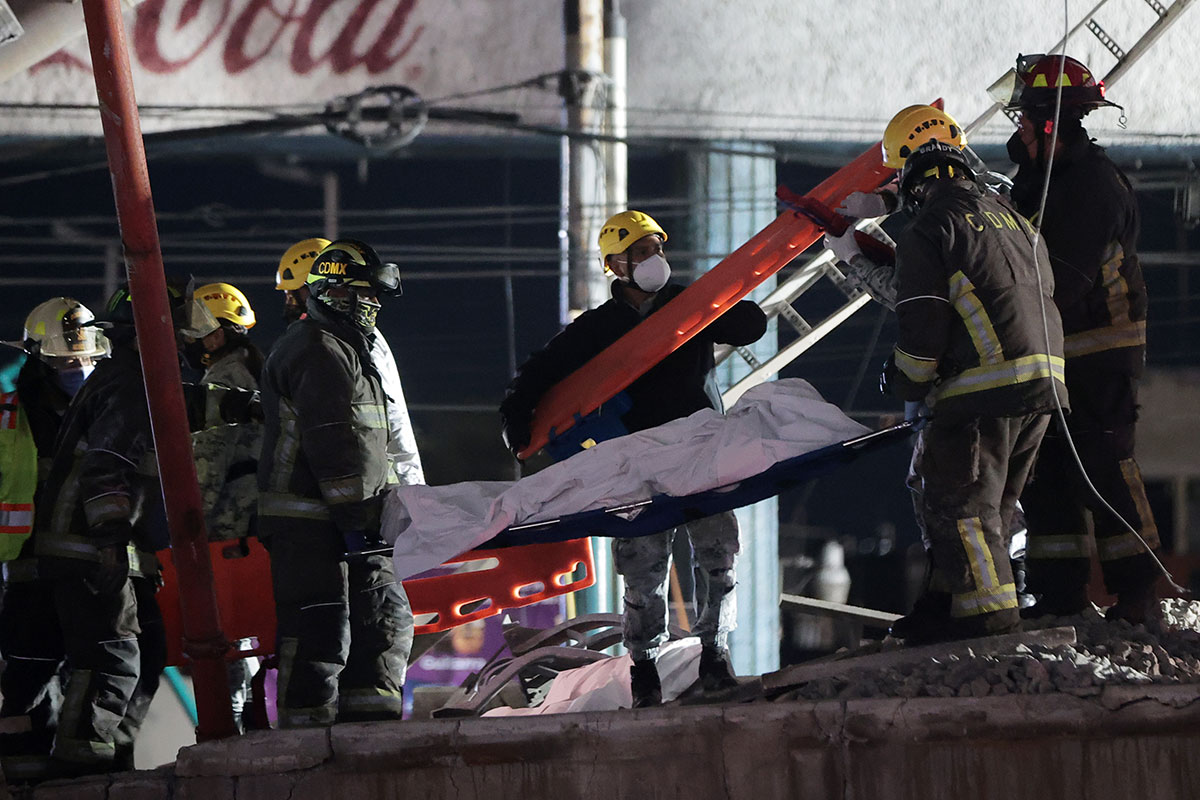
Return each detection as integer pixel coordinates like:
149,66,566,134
258,299,390,535
891,180,1068,419
0,392,36,561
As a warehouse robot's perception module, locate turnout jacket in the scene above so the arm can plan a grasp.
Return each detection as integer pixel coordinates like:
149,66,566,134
501,281,767,437
33,343,161,576
1008,130,1146,375
258,299,390,535
890,180,1068,420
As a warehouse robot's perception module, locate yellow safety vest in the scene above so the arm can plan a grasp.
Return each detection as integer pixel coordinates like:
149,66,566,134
0,392,37,561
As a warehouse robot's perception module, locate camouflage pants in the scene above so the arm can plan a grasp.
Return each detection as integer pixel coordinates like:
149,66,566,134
613,511,739,661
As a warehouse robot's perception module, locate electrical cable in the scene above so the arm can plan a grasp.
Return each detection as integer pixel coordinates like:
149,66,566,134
1027,1,1185,595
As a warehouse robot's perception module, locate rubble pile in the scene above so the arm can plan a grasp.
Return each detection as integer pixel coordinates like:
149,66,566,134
777,599,1200,702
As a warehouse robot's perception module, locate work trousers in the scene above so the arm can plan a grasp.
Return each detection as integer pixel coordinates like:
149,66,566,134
50,574,164,773
909,413,1050,624
1021,369,1161,596
0,576,66,781
613,510,739,662
268,525,413,728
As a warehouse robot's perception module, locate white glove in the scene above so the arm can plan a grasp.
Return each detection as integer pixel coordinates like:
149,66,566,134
823,229,862,264
837,191,891,219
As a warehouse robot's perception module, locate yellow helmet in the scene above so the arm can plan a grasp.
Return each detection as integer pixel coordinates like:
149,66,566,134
881,105,966,168
276,237,332,291
18,297,109,359
598,210,667,262
196,282,256,331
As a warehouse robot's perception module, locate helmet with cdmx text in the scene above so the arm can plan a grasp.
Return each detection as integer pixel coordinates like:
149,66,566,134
276,237,332,291
598,210,667,264
306,239,401,332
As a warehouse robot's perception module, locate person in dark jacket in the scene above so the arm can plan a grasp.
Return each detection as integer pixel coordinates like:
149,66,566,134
257,239,413,728
500,210,767,707
1003,54,1161,624
0,298,108,783
863,134,1068,645
34,283,217,776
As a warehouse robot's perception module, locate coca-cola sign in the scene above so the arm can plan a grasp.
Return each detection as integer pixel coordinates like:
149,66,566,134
43,0,426,78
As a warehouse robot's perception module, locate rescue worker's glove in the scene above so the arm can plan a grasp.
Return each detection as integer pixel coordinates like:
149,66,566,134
84,521,133,595
837,190,893,220
823,229,863,266
501,416,531,461
904,400,931,432
342,529,388,558
879,355,897,397
219,388,263,424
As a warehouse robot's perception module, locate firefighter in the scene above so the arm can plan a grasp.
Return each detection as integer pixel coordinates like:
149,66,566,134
0,298,108,782
499,210,767,707
258,239,414,727
831,126,1068,644
188,281,264,732
1001,54,1161,624
276,238,425,486
35,281,219,775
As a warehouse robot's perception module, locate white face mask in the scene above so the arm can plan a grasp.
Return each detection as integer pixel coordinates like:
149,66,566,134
630,253,671,293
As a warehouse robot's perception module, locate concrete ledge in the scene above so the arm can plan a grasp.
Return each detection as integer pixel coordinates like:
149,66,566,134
14,689,1200,799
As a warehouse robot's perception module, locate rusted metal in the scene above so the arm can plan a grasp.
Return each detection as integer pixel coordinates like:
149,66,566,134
80,0,236,741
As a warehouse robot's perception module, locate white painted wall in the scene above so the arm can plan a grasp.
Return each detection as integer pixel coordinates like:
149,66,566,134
1,0,1196,148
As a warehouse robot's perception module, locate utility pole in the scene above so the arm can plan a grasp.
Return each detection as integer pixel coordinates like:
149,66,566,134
603,0,628,221
561,0,605,323
81,0,236,741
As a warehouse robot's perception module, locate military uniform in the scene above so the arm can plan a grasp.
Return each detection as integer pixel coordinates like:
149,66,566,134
34,344,166,774
258,298,412,727
888,179,1068,638
1007,129,1160,604
501,281,765,661
192,345,264,731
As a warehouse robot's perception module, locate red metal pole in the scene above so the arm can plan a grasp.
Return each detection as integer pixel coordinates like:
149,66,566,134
80,0,237,741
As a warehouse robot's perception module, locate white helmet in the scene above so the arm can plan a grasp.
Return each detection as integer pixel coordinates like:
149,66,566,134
17,297,109,361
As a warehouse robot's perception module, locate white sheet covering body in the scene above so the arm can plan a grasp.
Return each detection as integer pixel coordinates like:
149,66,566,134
386,379,869,580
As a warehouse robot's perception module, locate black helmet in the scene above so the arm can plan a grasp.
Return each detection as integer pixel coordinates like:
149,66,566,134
102,277,220,339
306,239,401,298
898,140,975,207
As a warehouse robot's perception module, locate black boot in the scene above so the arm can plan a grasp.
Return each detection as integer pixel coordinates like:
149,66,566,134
889,591,952,642
1105,580,1161,625
1020,585,1090,619
629,659,661,708
698,646,738,692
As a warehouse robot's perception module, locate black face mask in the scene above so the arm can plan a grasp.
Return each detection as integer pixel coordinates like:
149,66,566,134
1006,129,1034,168
182,338,209,370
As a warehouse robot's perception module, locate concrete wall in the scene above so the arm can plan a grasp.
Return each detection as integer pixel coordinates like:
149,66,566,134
15,687,1200,799
3,0,1199,148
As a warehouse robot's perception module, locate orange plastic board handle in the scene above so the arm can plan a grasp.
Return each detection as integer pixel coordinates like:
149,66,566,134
157,536,595,663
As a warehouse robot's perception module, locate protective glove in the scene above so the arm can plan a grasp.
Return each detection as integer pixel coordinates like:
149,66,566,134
904,400,931,432
879,355,898,397
837,191,891,219
501,416,532,460
824,229,863,265
342,528,388,558
220,388,264,424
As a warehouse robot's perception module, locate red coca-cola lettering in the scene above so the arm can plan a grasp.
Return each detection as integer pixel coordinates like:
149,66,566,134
129,0,425,77
223,0,298,74
134,0,231,73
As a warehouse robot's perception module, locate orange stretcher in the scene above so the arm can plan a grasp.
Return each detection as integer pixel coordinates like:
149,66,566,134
516,111,940,460
156,536,593,666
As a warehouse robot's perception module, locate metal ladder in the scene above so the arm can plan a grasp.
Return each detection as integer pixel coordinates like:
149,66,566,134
717,0,1195,408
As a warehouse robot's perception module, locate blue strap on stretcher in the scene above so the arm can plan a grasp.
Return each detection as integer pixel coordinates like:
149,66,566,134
482,421,914,549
